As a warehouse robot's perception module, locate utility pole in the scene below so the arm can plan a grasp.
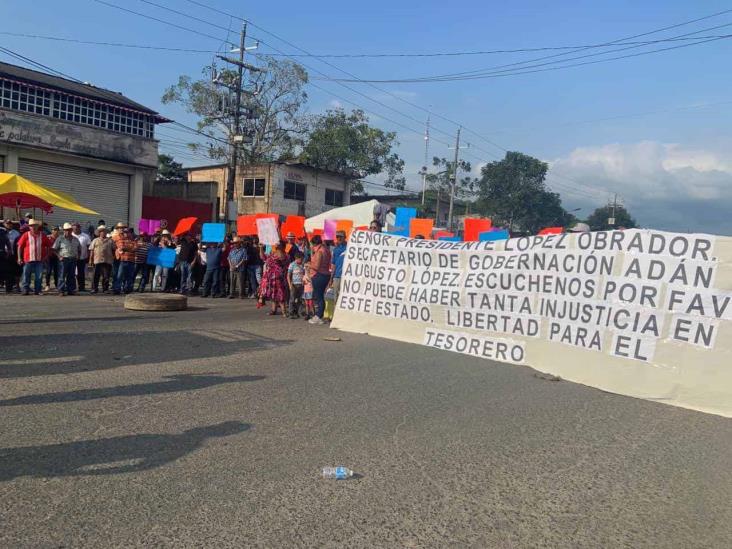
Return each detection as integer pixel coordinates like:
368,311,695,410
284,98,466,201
421,115,430,207
215,23,261,225
447,127,469,230
609,193,617,227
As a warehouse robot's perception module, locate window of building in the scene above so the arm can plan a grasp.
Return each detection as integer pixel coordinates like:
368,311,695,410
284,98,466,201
243,178,266,197
284,180,306,201
0,78,155,138
325,188,344,207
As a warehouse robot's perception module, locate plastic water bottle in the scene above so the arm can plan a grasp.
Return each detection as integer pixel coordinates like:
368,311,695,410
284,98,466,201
322,466,353,480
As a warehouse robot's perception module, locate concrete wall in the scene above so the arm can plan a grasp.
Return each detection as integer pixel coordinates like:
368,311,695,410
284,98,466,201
147,180,219,204
187,165,228,217
0,109,158,168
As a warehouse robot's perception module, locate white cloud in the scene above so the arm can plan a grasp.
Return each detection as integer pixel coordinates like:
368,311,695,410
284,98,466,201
328,99,343,109
549,141,732,235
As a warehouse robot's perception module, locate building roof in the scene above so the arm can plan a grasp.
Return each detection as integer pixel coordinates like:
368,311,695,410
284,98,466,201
0,61,169,121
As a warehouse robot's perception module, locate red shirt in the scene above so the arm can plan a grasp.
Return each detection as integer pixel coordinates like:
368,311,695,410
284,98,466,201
17,230,51,262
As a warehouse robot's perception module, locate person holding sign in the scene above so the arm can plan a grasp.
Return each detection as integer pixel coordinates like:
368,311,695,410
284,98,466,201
308,235,332,325
328,230,348,313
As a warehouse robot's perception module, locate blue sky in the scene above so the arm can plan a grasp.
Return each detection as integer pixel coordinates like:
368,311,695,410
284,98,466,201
3,0,732,233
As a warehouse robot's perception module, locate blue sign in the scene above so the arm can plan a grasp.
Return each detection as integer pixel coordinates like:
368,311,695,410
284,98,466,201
479,229,509,241
202,223,226,243
393,207,416,236
146,247,176,268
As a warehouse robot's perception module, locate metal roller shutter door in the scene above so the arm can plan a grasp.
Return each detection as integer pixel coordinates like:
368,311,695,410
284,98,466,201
18,158,129,229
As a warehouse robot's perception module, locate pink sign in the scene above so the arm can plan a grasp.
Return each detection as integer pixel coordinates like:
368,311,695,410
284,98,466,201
323,219,337,240
138,218,161,234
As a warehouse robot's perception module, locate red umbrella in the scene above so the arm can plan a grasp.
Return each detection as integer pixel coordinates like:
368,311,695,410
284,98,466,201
0,192,54,212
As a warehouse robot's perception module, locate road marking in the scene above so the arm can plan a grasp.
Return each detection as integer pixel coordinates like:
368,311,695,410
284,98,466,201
196,330,239,342
0,355,84,366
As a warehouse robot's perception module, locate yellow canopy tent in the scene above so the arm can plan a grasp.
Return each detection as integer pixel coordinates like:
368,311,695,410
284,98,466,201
0,172,99,215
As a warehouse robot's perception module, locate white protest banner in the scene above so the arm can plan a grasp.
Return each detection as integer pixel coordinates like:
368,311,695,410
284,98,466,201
256,217,280,246
331,229,732,417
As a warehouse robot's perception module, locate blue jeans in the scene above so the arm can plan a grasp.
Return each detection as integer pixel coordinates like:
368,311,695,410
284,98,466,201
247,265,261,297
58,257,77,294
202,268,220,296
153,265,168,292
113,261,134,293
179,262,193,294
134,263,150,290
22,261,43,294
312,273,329,319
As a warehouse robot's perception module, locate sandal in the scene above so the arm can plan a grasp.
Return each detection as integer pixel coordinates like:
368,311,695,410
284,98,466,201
267,311,277,316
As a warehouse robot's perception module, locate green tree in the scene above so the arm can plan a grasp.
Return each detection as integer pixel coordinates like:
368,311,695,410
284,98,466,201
161,56,309,163
156,154,186,182
300,109,405,188
586,204,637,231
476,151,573,233
421,156,476,199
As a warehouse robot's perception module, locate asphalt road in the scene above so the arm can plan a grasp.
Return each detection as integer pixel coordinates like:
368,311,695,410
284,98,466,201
1,293,730,548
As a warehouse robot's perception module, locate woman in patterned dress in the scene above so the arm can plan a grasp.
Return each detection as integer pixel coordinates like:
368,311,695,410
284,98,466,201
260,243,289,316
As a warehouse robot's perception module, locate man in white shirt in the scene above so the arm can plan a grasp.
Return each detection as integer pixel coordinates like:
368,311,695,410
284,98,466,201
72,222,91,292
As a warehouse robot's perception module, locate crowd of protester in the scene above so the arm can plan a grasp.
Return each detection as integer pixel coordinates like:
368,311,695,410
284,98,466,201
0,215,370,325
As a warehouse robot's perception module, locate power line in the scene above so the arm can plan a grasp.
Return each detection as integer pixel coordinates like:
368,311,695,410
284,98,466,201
0,46,83,82
93,0,624,199
0,32,219,53
90,0,237,47
10,30,729,58
96,0,459,149
255,35,732,58
369,9,732,82
329,28,732,83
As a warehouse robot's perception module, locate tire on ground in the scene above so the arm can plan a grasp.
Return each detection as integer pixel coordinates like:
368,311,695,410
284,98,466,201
124,293,188,311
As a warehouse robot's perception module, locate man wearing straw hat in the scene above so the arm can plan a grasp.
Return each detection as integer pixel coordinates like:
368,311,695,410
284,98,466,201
53,223,81,296
16,218,51,295
89,225,115,293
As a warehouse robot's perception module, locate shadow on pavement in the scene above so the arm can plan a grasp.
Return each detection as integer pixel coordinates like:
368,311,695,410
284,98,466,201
0,373,266,407
0,316,167,325
0,330,292,379
0,421,251,481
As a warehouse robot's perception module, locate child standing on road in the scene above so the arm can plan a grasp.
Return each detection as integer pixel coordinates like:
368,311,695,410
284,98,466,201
302,261,314,320
287,252,305,318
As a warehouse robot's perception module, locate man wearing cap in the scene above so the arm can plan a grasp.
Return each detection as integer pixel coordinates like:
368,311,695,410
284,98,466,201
328,230,348,306
53,223,81,296
227,237,248,299
72,222,91,292
16,218,51,295
112,223,137,295
89,226,115,293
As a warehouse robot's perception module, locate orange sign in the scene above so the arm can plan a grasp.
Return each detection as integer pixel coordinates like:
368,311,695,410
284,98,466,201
409,218,434,239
